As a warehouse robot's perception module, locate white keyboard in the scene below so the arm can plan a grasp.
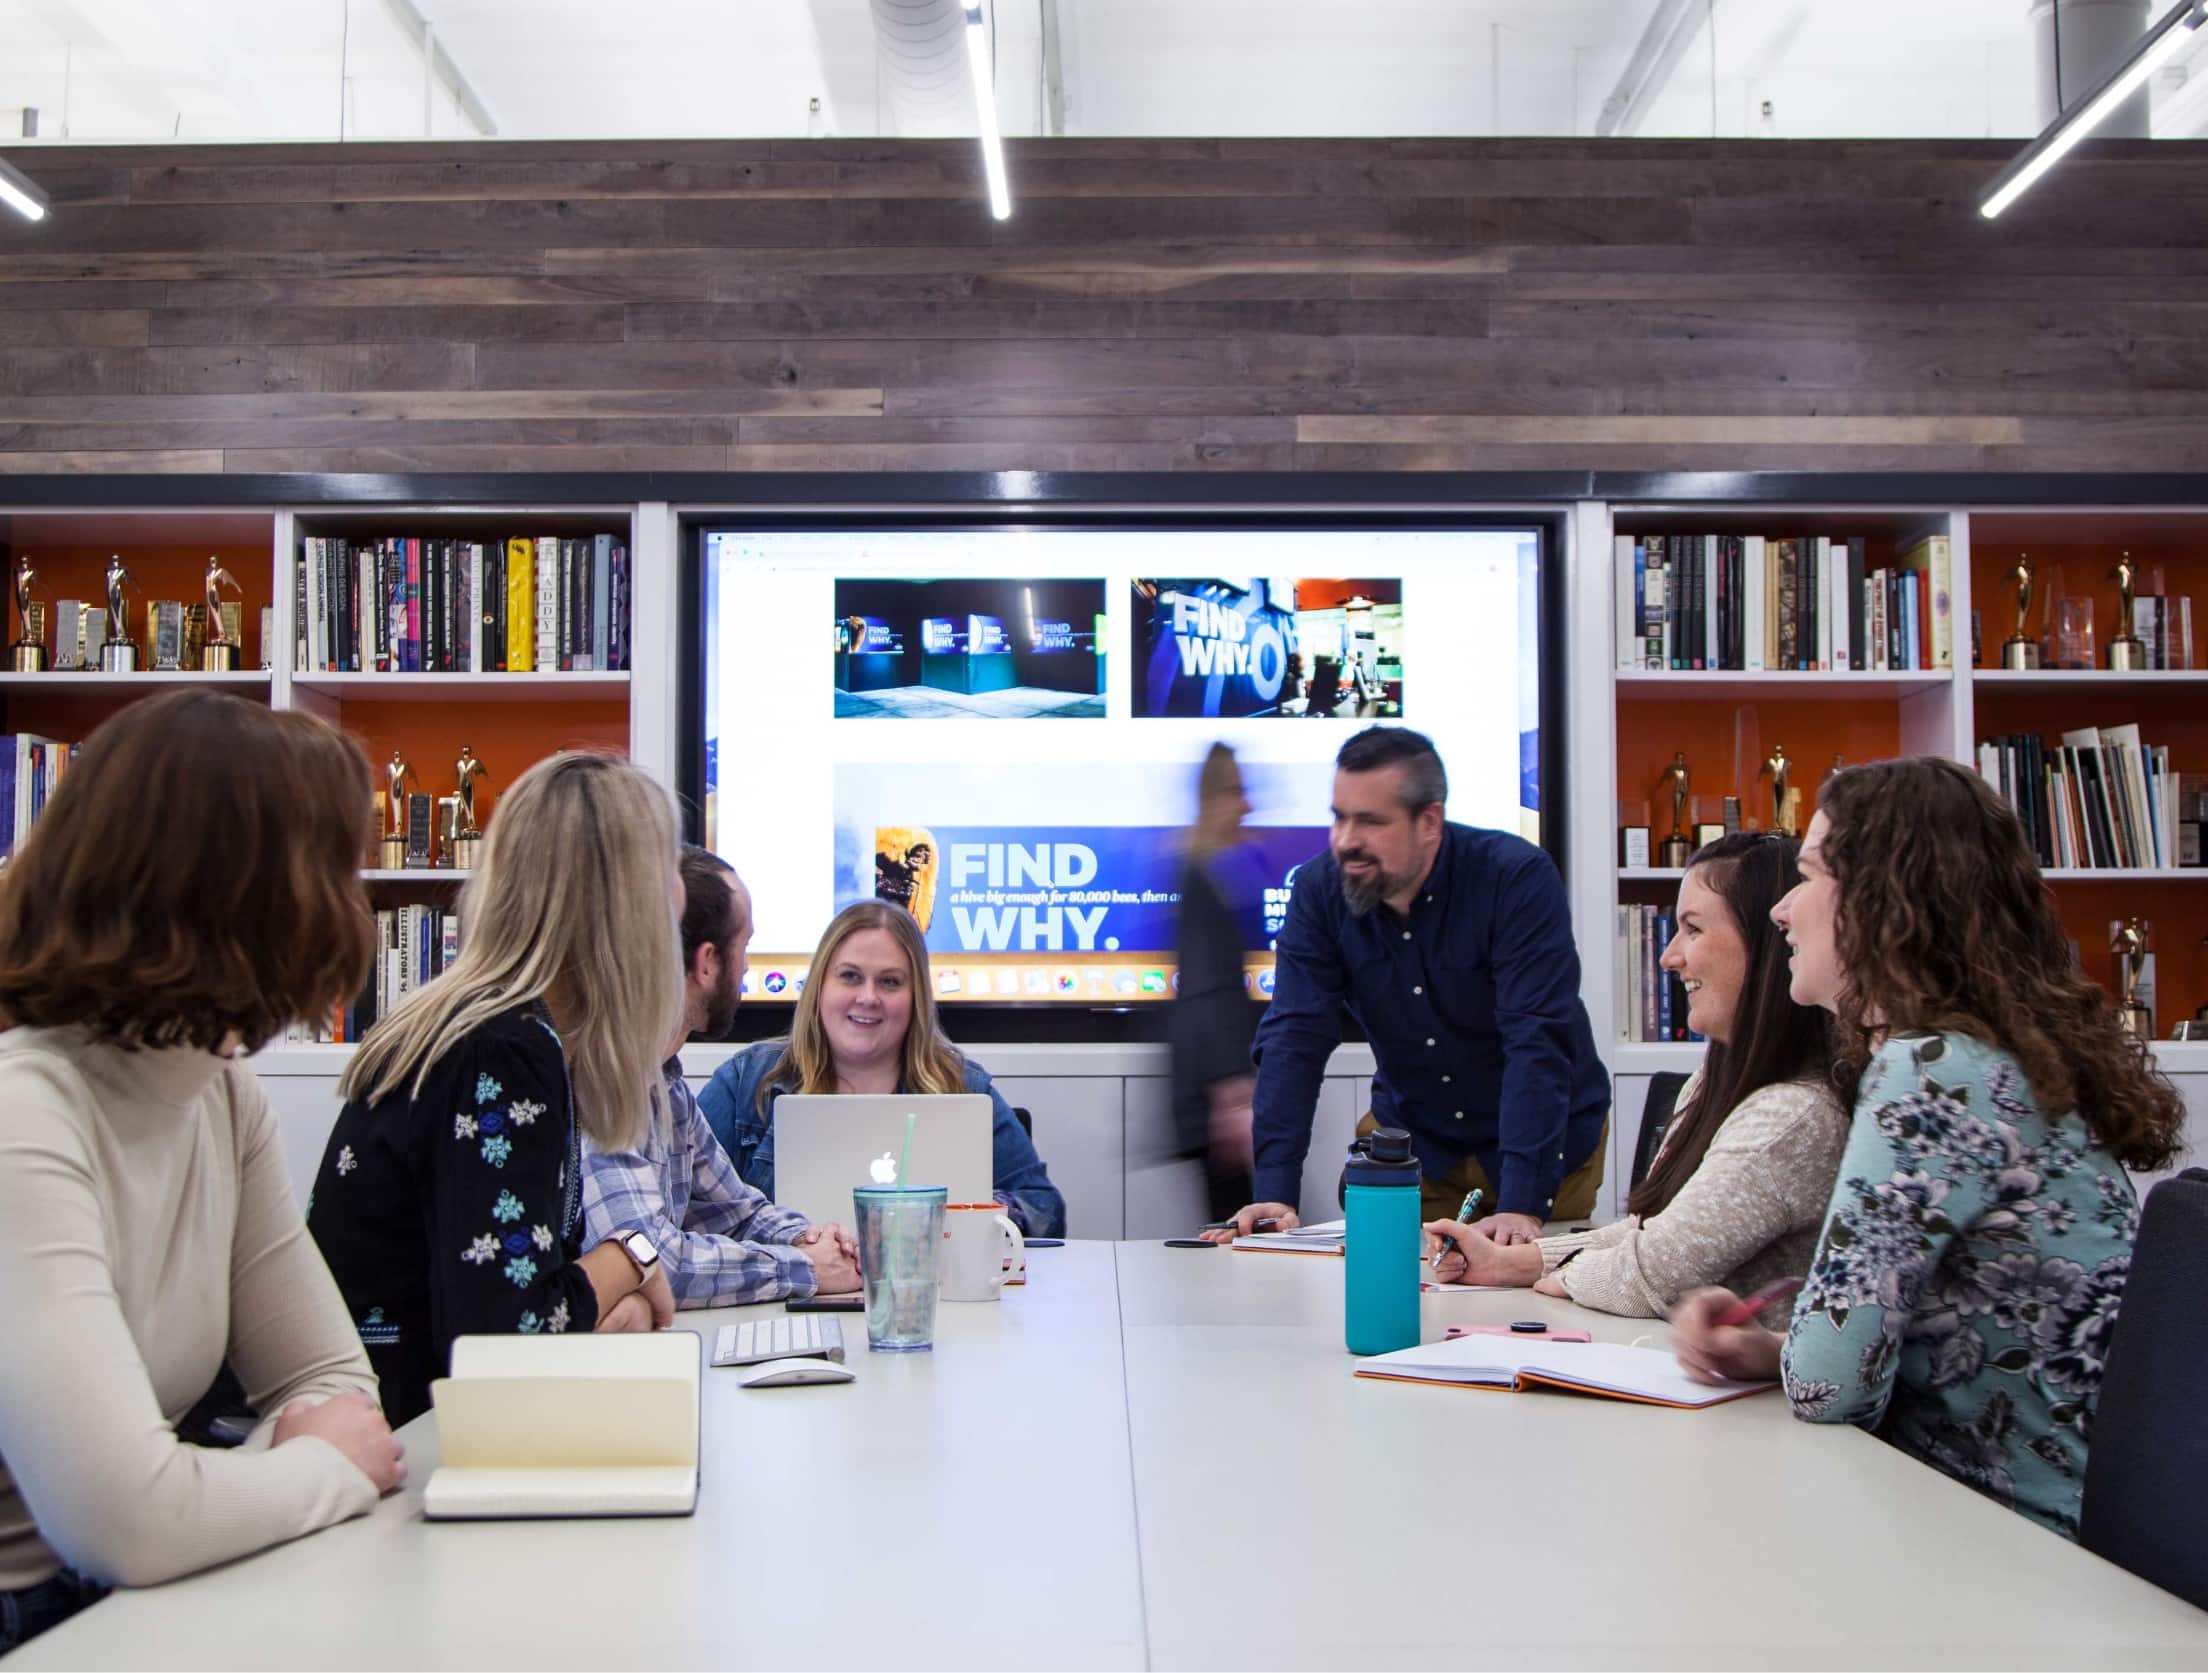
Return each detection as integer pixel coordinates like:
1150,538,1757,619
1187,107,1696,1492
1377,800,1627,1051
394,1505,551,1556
713,1315,846,1367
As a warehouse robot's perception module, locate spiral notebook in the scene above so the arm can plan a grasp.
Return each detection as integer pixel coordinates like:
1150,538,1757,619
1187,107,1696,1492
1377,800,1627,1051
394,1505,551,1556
1232,1219,1346,1255
1352,1335,1776,1408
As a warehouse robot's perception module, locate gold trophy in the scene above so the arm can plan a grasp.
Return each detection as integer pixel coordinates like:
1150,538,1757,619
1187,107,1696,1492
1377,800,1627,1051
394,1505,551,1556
2001,555,2043,670
2111,918,2152,1039
450,745,488,870
1759,742,1796,836
201,557,244,672
11,557,49,672
1656,751,1694,868
2105,553,2146,671
382,751,414,870
99,556,140,672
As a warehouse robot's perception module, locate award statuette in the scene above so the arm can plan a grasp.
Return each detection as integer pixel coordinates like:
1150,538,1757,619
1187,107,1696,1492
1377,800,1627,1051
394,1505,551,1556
100,557,140,672
201,557,244,672
11,557,49,672
1656,751,1694,868
2001,555,2043,670
1759,743,1795,836
450,744,489,870
381,752,415,870
2111,918,2152,1040
2105,553,2146,671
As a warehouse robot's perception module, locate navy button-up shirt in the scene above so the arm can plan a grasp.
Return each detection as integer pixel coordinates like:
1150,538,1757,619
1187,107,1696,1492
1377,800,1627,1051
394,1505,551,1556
1251,821,1610,1217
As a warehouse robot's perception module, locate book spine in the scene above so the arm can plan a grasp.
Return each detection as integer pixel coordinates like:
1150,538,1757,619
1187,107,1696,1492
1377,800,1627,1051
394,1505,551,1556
507,539,534,672
535,536,558,671
612,543,629,672
1616,536,1637,671
592,532,612,673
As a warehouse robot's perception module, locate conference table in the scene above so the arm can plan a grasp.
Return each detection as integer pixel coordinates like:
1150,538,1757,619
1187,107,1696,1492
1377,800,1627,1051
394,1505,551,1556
18,1242,2208,1670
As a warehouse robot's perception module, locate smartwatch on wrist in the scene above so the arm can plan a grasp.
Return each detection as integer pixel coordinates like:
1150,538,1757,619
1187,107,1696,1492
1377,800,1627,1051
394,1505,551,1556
620,1230,660,1287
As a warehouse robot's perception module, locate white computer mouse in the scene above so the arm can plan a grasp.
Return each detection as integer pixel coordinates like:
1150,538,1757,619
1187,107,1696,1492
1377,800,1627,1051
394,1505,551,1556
735,1357,855,1389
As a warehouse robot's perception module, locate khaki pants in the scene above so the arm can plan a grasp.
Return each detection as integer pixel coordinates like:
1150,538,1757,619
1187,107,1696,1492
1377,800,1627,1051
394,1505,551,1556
1355,1113,1607,1226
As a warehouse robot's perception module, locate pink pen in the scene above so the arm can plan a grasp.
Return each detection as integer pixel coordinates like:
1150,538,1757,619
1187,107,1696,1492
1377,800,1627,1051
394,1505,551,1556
1715,1276,1802,1329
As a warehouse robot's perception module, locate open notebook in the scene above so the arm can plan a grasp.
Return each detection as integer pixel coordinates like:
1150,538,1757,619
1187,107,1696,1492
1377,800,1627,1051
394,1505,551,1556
426,1330,701,1519
1352,1335,1776,1409
1233,1219,1346,1255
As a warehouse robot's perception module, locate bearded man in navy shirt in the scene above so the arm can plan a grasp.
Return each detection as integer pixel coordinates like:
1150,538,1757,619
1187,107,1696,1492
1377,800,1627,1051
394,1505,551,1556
1203,726,1610,1247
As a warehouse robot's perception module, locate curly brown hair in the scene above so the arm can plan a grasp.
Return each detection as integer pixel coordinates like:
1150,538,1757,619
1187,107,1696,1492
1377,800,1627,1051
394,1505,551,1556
1816,755,2185,1171
0,689,376,1053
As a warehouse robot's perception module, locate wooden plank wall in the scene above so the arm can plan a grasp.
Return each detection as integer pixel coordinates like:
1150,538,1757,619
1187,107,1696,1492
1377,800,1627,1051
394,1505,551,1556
1,136,2206,477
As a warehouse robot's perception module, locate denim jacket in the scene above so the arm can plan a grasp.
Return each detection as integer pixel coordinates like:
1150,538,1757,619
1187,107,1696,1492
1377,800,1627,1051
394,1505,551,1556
696,1041,1068,1238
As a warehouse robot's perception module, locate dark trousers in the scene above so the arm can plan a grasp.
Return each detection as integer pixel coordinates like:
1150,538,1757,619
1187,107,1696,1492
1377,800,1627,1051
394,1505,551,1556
0,1569,108,1655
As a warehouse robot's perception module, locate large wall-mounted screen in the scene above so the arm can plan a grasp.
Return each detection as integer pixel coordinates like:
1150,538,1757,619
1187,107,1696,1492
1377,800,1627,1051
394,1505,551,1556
699,523,1546,1006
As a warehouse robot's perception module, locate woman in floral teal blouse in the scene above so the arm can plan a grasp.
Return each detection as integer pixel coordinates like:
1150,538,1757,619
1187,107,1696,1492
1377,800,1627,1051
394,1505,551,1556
1674,756,2186,1539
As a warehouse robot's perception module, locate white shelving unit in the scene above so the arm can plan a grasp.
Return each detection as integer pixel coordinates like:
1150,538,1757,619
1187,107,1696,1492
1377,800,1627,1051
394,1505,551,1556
359,869,469,883
0,670,271,690
1585,500,2205,1119
294,672,632,703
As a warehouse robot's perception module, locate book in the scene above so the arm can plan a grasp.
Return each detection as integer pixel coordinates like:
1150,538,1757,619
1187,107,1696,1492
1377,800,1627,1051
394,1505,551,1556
1232,1219,1346,1255
425,1331,699,1520
507,538,535,672
1352,1335,1777,1408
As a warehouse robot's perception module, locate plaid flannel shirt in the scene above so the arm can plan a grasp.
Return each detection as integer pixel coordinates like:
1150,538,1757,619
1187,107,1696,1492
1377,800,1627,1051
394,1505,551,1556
582,1059,817,1307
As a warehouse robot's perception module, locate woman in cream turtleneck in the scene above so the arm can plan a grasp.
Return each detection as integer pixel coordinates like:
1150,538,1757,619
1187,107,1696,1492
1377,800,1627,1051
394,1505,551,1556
0,691,404,1655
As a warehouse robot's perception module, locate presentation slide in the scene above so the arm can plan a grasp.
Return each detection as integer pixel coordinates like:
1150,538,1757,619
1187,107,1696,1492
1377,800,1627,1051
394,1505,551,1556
704,526,1540,1003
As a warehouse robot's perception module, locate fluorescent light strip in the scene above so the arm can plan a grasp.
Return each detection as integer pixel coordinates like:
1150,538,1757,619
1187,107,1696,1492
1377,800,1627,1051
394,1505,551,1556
962,1,1013,221
0,156,49,223
1981,0,2208,219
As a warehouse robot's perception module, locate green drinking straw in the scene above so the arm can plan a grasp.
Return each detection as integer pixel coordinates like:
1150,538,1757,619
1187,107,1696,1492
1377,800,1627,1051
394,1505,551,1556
898,1110,917,1192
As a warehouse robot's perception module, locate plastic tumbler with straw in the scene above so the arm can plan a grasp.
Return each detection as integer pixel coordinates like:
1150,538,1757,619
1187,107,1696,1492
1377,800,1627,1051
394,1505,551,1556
853,1112,945,1351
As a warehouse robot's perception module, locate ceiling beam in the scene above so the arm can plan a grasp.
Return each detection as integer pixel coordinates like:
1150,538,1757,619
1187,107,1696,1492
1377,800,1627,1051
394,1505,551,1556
1595,0,1710,138
377,0,497,136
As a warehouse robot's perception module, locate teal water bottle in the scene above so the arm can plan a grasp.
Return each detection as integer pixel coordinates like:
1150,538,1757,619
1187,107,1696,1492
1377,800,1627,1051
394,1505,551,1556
1343,1126,1422,1356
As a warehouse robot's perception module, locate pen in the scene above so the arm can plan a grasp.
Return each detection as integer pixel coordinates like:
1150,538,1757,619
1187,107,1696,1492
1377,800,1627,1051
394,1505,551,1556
1201,1217,1280,1235
1714,1276,1803,1329
1429,1188,1483,1274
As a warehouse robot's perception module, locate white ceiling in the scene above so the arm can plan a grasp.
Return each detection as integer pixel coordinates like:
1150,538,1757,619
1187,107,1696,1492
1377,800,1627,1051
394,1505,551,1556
1,0,2205,146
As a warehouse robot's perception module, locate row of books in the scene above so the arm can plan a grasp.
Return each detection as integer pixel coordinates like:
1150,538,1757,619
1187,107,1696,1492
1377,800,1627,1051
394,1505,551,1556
0,733,81,860
287,905,461,1044
296,535,631,675
1613,533,1953,673
1977,725,2206,871
1616,903,1702,1044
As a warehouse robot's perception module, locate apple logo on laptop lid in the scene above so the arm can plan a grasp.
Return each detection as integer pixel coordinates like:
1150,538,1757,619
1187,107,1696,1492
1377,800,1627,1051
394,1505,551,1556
869,1151,899,1186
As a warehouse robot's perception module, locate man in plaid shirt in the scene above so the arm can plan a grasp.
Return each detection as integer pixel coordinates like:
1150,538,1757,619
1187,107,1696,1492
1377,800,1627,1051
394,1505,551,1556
583,849,862,1307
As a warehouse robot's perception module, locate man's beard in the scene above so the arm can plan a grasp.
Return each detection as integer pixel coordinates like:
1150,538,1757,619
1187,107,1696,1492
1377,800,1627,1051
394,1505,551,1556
700,963,742,1039
1339,854,1393,918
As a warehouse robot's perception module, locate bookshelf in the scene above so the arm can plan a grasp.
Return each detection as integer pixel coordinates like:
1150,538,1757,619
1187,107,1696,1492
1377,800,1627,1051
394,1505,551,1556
1588,498,2206,1109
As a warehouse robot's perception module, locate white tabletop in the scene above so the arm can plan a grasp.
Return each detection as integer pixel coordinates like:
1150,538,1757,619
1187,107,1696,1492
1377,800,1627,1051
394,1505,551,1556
16,1242,2208,1670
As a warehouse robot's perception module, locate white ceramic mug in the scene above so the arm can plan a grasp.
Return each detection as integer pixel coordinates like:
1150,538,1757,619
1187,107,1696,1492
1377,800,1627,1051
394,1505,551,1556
941,1202,1026,1301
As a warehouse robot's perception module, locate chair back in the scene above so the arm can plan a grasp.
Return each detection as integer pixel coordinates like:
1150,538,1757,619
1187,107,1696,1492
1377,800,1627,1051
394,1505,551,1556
2080,1167,2208,1607
1630,1072,1693,1191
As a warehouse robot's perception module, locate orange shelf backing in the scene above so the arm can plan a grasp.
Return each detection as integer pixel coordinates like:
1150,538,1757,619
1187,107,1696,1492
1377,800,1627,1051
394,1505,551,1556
2046,879,2208,1037
2,541,277,670
1971,539,2203,671
1616,699,1902,832
339,699,630,838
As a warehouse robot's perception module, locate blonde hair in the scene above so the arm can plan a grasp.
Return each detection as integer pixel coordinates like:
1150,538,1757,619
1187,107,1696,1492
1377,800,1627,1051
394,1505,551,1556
754,901,963,1112
341,751,681,1152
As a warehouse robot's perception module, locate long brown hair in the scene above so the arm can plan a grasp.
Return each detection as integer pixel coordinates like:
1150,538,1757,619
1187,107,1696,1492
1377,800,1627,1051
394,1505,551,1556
1628,832,1836,1219
755,900,964,1111
1817,756,2184,1170
0,690,375,1053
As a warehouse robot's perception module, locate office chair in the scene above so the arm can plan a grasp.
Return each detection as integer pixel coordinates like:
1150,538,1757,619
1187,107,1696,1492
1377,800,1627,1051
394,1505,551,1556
2080,1167,2208,1608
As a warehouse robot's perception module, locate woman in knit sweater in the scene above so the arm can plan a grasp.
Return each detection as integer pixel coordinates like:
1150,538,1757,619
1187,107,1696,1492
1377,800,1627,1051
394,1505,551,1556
0,693,404,1655
1427,832,1846,1326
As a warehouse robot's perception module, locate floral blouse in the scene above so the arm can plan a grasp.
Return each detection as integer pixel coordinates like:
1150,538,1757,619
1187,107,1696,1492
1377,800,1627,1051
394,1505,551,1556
1781,1030,2139,1539
307,1005,597,1427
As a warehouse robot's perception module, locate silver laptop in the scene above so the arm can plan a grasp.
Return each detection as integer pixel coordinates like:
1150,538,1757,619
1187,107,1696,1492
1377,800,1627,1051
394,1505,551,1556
771,1093,996,1228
